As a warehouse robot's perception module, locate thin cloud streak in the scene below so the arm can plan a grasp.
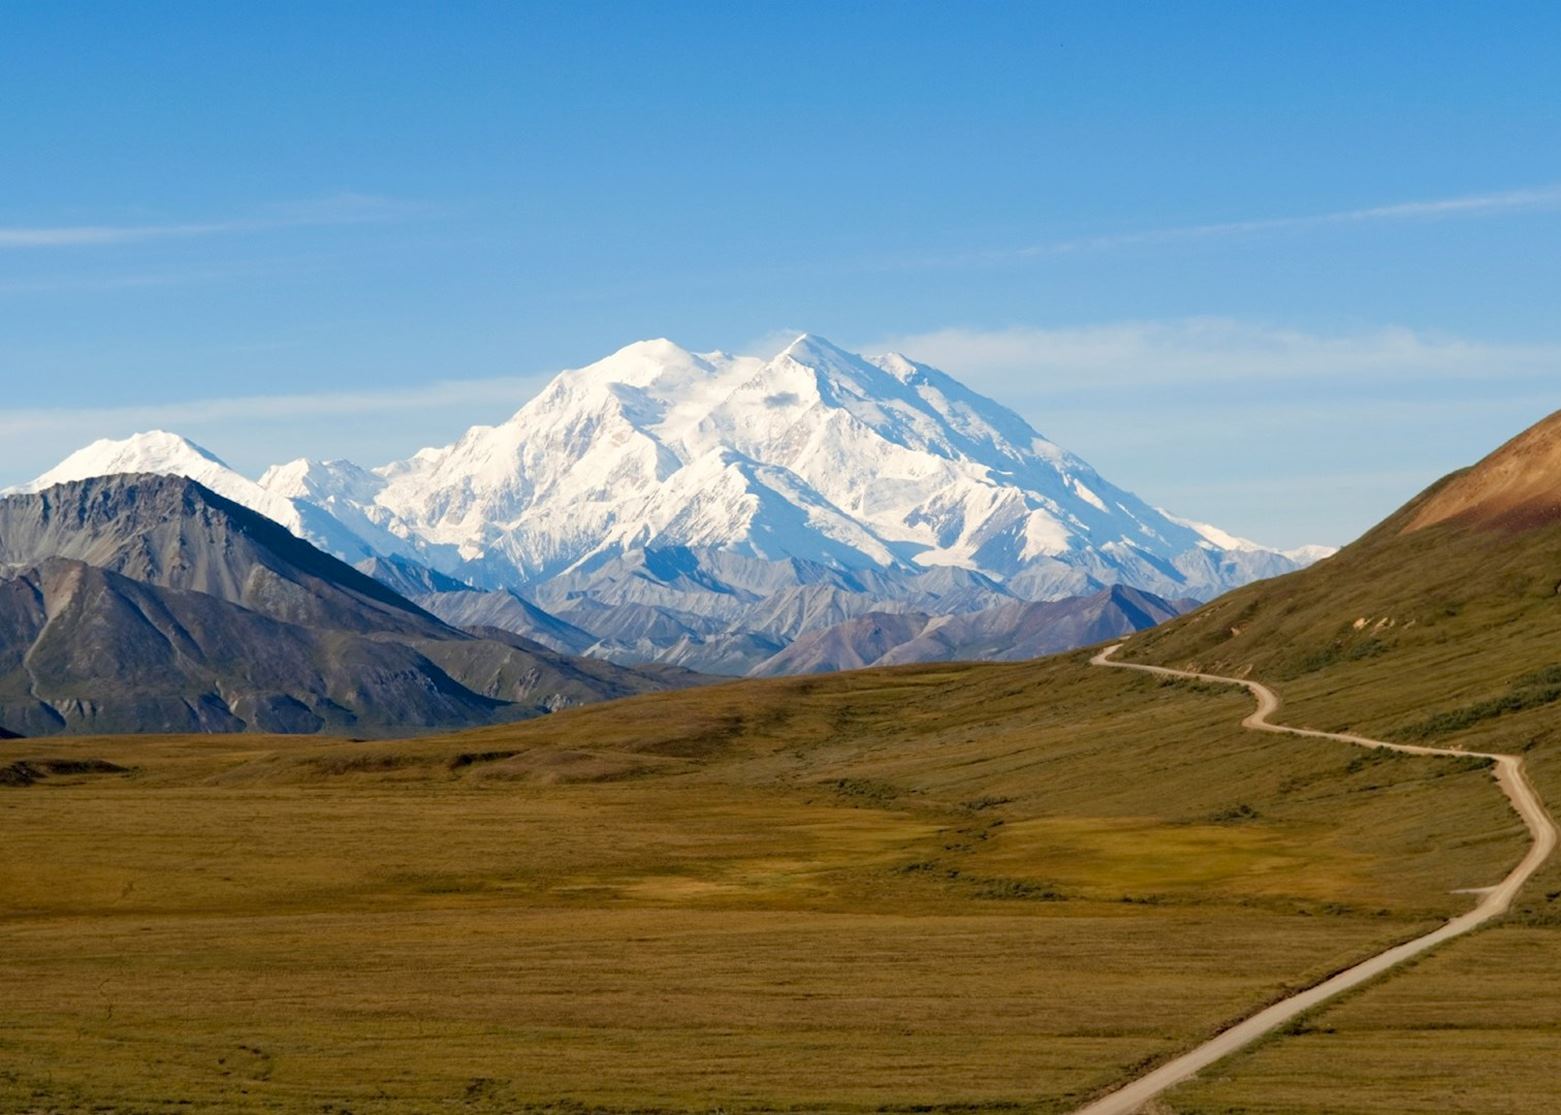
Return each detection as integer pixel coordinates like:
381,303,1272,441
870,318,1561,385
9,319,1556,444
1033,183,1561,256
896,183,1561,269
0,222,236,247
0,193,428,249
0,259,326,295
0,373,552,440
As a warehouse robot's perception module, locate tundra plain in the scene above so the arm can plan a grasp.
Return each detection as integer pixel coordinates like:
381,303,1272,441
0,647,1530,1113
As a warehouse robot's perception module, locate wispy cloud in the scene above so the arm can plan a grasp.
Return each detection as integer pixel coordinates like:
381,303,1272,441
869,318,1561,385
7,319,1555,449
0,258,331,295
1037,183,1561,255
0,369,558,492
901,183,1561,268
0,373,550,441
0,193,427,250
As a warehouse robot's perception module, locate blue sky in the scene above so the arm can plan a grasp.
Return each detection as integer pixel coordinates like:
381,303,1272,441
3,1,1559,547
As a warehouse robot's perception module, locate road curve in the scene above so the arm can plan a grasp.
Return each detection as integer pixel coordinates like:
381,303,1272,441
1072,644,1558,1115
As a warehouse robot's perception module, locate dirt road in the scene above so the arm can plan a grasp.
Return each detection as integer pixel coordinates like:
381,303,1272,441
1072,643,1558,1115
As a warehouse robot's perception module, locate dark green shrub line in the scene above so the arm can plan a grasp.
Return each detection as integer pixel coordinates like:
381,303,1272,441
1402,667,1561,738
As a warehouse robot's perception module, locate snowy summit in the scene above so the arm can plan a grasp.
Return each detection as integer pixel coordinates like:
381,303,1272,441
16,334,1330,607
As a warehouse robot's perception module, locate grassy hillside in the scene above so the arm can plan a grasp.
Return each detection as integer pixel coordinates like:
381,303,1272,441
1126,482,1561,767
1119,415,1561,1113
1124,471,1561,901
0,645,1524,1113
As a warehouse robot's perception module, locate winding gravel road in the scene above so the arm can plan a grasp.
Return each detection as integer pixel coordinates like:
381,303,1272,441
1073,643,1558,1115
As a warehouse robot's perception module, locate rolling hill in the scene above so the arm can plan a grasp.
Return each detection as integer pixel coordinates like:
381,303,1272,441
1125,408,1561,755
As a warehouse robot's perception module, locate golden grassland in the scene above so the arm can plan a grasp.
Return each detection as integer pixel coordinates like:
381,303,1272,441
0,647,1530,1114
1126,506,1561,1113
1162,926,1561,1114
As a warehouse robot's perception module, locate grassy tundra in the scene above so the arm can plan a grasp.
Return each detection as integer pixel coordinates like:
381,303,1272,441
1128,465,1561,1114
0,645,1524,1113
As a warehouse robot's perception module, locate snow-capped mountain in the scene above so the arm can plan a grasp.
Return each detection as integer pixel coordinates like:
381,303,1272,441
11,333,1333,674
252,333,1327,598
25,430,297,526
10,424,415,568
13,431,393,566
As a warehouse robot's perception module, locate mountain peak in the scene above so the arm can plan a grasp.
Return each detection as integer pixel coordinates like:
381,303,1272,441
124,429,217,453
613,337,692,359
776,332,852,364
23,335,1331,608
14,428,320,545
259,457,383,503
14,430,227,495
869,351,919,380
0,470,437,627
559,337,723,400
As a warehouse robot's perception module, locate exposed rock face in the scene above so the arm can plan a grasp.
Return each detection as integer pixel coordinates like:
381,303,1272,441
0,472,445,637
750,585,1187,676
416,588,597,655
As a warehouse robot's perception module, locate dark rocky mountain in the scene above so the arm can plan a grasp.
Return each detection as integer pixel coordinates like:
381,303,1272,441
749,612,932,676
0,475,702,736
0,473,440,638
357,553,471,598
416,587,598,655
419,562,1189,678
749,584,1187,675
878,584,1186,666
417,542,1175,677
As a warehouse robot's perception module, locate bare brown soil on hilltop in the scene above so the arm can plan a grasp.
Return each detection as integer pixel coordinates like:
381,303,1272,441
1404,407,1561,532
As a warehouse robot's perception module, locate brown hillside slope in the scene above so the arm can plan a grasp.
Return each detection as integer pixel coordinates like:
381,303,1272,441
1404,407,1561,532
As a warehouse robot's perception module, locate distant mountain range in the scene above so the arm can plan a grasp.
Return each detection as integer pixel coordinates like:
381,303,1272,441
10,334,1330,682
747,584,1187,676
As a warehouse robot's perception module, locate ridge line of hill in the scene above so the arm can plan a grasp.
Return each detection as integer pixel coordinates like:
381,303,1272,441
1072,642,1559,1115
